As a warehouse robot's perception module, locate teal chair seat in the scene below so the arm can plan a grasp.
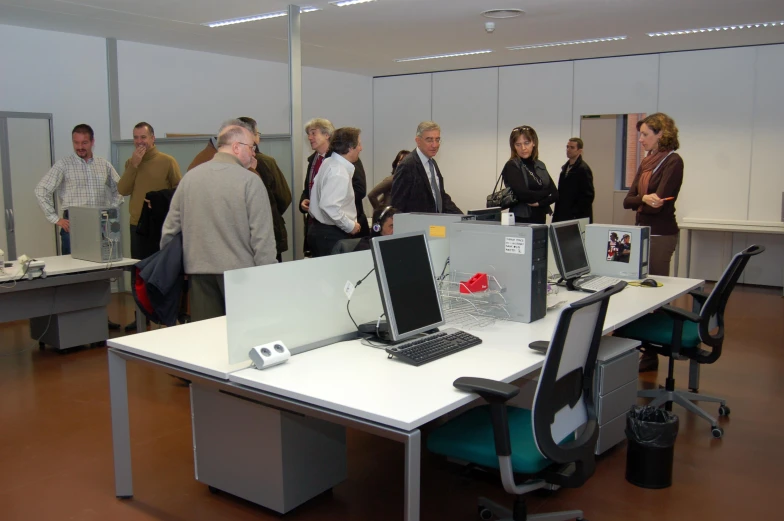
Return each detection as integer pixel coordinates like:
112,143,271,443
615,311,701,349
428,405,567,475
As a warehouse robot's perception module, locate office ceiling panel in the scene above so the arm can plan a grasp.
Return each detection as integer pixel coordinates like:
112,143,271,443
0,0,783,76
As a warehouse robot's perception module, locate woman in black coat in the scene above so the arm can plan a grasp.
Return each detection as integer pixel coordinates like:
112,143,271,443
499,125,558,224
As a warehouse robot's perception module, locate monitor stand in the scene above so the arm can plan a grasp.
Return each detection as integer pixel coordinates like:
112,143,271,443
358,320,391,342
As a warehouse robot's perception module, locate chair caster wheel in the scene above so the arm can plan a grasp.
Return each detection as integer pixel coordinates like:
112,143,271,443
208,486,220,494
711,426,724,438
718,405,730,416
478,505,493,520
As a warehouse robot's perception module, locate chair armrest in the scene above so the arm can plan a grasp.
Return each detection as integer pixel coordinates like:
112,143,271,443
689,289,710,307
660,304,701,323
454,377,519,458
453,377,520,404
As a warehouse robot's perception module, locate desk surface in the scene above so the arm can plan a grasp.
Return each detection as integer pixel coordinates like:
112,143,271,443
0,255,137,282
108,276,702,431
680,218,784,234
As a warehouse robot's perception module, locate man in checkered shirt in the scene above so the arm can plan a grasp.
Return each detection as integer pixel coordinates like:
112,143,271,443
35,123,124,256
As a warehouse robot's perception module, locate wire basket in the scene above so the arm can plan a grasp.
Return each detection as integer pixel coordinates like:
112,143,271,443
438,270,511,329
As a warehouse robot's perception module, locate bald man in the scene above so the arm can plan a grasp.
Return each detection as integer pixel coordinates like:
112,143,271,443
161,119,276,321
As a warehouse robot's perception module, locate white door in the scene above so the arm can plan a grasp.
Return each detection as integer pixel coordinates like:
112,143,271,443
3,116,57,259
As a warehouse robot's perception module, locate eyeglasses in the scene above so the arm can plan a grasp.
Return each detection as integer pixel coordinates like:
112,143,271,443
238,142,257,152
423,137,442,144
513,126,534,132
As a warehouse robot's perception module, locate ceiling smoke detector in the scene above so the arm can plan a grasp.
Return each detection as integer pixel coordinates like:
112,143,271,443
482,9,525,19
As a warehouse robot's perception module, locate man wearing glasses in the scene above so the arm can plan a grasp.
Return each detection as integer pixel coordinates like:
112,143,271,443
160,121,276,322
391,121,461,214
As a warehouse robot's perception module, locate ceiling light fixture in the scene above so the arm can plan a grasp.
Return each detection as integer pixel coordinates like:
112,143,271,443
482,9,524,19
394,49,493,62
647,20,784,37
329,0,377,6
204,6,320,28
507,35,627,51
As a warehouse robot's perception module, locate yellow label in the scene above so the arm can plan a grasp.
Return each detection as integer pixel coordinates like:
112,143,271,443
429,225,447,238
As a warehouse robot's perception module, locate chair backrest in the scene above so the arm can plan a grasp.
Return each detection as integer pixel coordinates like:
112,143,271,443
531,282,625,486
697,244,766,355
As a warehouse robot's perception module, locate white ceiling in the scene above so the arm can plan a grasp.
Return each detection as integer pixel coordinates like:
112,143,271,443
2,0,784,76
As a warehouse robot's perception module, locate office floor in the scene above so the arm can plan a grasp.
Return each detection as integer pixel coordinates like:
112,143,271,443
0,285,781,521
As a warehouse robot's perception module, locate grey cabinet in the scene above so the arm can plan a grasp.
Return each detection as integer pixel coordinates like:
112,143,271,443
594,336,641,455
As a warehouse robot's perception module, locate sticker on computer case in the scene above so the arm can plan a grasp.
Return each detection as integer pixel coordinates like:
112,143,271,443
504,237,525,255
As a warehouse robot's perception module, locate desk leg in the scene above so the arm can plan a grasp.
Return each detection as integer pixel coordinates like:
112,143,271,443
108,350,133,498
404,430,421,521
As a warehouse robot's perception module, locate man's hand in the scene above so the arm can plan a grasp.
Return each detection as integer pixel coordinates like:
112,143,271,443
57,218,70,232
144,198,152,209
527,202,540,207
130,145,146,168
350,222,361,235
300,199,310,212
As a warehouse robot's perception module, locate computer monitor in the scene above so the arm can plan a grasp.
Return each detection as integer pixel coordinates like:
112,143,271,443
370,231,445,342
549,220,591,281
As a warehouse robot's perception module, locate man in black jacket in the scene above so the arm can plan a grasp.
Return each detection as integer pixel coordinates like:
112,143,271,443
552,137,594,223
299,118,368,255
391,121,461,214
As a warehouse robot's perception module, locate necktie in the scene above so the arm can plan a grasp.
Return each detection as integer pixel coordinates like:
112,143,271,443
309,155,324,192
428,159,443,213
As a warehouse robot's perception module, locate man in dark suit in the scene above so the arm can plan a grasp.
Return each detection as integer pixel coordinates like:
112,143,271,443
299,118,368,255
552,137,595,223
391,121,461,214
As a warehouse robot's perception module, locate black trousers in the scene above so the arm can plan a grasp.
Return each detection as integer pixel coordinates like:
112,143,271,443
307,221,351,257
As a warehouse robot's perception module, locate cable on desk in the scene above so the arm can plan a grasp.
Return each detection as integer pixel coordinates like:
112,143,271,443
346,267,375,330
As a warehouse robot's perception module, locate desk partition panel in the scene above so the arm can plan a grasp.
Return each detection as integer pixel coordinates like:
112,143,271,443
225,251,384,364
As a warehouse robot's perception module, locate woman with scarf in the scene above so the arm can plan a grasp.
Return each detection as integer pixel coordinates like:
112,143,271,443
500,126,558,224
623,112,684,373
623,113,684,276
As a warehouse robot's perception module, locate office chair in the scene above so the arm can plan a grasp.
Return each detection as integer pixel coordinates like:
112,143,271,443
614,244,765,438
427,282,626,521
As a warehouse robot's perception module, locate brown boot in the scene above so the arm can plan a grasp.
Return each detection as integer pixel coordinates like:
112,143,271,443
639,350,659,372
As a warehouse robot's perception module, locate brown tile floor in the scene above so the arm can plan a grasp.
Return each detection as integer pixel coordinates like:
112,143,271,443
0,285,782,521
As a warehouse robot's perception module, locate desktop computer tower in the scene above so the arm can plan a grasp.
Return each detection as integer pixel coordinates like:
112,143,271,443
584,224,650,279
68,205,123,263
449,222,548,323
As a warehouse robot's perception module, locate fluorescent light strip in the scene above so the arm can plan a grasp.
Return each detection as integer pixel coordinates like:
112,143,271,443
507,36,627,51
204,6,320,28
395,49,493,62
330,0,376,6
648,20,784,37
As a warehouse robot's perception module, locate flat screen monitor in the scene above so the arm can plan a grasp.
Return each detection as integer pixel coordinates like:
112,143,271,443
549,220,591,281
370,231,445,342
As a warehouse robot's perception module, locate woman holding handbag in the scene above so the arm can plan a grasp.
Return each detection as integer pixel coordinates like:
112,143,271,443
498,125,558,224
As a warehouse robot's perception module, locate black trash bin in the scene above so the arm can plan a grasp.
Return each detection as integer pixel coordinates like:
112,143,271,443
625,405,679,489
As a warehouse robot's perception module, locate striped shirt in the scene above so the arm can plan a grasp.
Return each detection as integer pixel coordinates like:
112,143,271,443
35,153,123,224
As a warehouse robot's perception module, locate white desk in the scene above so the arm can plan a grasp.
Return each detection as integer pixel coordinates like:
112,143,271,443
0,255,139,349
676,219,784,294
107,275,703,521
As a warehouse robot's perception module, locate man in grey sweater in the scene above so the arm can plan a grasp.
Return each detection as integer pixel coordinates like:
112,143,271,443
161,121,277,321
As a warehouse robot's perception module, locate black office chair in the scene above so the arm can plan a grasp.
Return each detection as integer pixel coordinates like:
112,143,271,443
427,282,626,521
614,244,765,438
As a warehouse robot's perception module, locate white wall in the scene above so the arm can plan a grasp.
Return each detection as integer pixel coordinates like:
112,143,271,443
117,41,291,137
0,25,111,162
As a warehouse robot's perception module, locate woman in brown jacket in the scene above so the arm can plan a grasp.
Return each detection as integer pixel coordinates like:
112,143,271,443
623,113,684,276
624,112,684,372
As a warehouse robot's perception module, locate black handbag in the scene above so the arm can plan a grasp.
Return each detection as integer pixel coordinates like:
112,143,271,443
487,173,518,209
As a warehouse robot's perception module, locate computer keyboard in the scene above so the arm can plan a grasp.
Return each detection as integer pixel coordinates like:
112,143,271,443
385,328,483,366
575,275,623,293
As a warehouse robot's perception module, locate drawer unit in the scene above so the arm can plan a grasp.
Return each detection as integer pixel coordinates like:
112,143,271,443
594,336,640,454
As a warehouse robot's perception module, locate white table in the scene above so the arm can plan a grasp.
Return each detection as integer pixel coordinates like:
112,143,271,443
107,275,703,521
676,219,784,294
0,255,140,349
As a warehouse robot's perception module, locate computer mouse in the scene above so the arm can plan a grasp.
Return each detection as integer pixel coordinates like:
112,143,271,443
640,278,659,287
